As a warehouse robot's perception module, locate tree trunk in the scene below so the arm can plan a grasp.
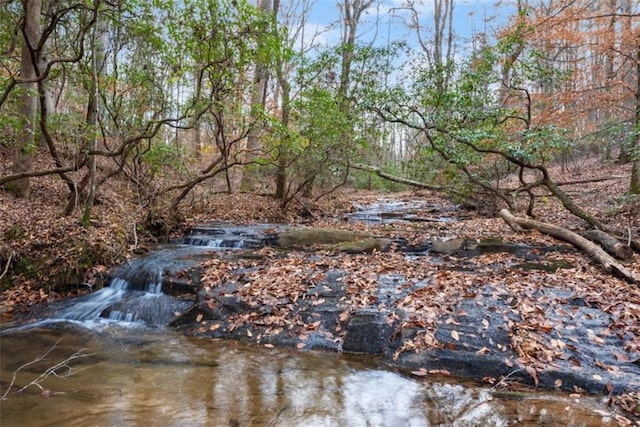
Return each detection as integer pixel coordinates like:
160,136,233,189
632,160,640,195
629,33,640,194
338,0,374,114
81,3,107,226
9,0,42,199
240,0,272,192
272,0,290,202
582,229,634,260
499,209,639,285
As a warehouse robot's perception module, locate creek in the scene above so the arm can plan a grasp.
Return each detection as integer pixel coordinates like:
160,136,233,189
0,200,628,426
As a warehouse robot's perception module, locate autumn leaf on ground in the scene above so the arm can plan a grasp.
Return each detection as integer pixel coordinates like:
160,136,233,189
411,368,428,377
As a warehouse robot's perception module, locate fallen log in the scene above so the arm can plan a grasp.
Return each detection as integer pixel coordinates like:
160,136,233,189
582,230,635,260
555,175,628,186
499,209,639,285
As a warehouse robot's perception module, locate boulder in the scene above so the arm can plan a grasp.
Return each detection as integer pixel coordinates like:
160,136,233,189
277,227,373,248
431,238,478,254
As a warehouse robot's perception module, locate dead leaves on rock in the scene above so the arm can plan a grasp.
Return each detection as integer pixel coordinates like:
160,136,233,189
197,221,640,380
609,392,640,418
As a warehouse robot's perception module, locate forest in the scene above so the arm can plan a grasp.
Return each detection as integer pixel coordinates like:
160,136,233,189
1,0,640,420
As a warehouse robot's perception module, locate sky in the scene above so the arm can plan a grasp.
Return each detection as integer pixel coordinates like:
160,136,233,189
299,0,515,54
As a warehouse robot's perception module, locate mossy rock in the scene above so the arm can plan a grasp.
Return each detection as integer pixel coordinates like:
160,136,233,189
478,237,505,247
515,260,574,272
329,238,393,254
277,227,373,248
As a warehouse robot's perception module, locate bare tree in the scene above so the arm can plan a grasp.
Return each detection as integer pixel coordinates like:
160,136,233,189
9,0,42,198
240,0,274,192
338,0,376,113
630,32,640,194
404,0,455,90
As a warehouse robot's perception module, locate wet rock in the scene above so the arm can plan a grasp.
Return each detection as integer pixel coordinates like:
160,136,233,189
158,217,640,396
396,349,520,384
343,309,394,354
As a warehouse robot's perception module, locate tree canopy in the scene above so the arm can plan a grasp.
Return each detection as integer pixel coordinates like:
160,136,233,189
1,0,639,222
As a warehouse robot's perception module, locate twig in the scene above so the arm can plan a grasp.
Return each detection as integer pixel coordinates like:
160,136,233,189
132,219,138,247
1,339,93,400
490,367,526,391
0,252,12,281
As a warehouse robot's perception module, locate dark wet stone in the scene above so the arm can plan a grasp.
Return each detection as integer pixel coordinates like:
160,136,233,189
213,295,250,315
161,268,201,295
80,215,639,397
343,309,393,354
396,349,521,383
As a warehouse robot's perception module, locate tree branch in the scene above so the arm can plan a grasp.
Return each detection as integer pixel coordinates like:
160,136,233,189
499,209,639,285
350,163,444,190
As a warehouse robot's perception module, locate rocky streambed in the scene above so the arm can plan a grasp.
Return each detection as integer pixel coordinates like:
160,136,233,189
7,197,638,413
161,200,640,400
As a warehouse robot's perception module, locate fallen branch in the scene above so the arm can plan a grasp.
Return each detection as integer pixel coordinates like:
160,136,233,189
1,339,93,400
582,230,634,260
555,175,628,186
499,209,639,285
0,252,12,281
350,163,444,191
0,165,78,187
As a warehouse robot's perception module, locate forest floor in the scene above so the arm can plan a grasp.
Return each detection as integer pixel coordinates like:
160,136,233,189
1,156,640,418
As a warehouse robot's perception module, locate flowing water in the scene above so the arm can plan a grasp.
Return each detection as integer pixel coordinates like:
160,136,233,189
0,204,628,426
0,327,621,426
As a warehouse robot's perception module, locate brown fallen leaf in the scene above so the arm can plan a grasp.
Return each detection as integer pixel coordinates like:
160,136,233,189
411,368,428,377
476,347,490,355
428,369,451,376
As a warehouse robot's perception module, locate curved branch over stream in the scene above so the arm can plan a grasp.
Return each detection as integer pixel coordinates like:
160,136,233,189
350,163,444,190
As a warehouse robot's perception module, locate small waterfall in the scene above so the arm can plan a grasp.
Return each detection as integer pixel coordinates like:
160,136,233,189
181,224,280,249
52,264,183,327
2,224,279,333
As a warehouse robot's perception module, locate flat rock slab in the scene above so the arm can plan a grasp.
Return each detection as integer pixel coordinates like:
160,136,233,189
167,233,640,396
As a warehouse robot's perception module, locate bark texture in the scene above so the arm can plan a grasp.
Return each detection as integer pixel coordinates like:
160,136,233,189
10,0,42,198
499,209,639,285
